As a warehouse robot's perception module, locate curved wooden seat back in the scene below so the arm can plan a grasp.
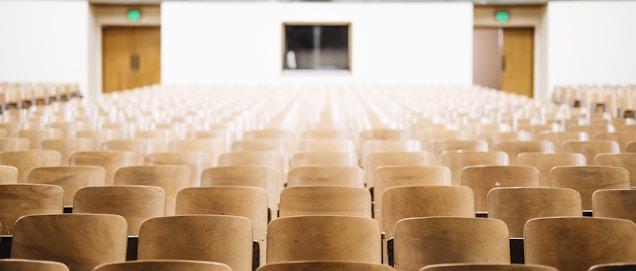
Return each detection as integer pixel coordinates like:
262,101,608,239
0,259,69,271
382,186,475,238
0,165,18,184
94,260,231,271
477,131,531,151
364,152,437,188
76,129,123,150
41,138,94,166
11,214,128,271
218,151,286,188
361,139,422,165
420,263,557,271
595,153,636,187
460,165,540,213
524,217,636,271
256,261,394,271
595,131,636,152
487,187,582,237
266,216,381,264
427,139,488,155
592,189,636,223
114,165,190,216
517,152,586,186
167,138,224,166
588,263,636,271
27,166,105,206
144,151,212,187
393,217,510,271
537,131,588,153
290,152,358,168
18,128,64,149
138,215,253,271
493,140,555,165
102,139,156,165
562,140,620,165
0,138,30,152
69,151,136,185
296,139,355,153
0,184,63,234
279,186,371,218
549,166,630,210
440,151,509,186
73,185,166,235
287,166,364,188
0,150,62,183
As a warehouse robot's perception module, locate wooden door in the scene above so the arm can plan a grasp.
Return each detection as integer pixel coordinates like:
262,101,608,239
102,26,160,93
501,27,534,97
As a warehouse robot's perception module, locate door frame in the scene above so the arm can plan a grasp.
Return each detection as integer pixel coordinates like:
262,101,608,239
473,4,547,100
88,4,160,98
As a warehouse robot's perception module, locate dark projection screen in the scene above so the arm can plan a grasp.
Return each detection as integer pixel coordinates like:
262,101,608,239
284,24,350,70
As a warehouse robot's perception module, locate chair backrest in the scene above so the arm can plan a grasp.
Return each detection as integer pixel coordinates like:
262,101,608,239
441,151,509,186
167,138,224,167
0,150,62,183
517,152,586,186
361,139,421,165
628,140,636,152
493,140,555,165
592,189,636,223
18,128,64,149
595,131,636,152
567,124,615,138
524,217,636,271
27,166,106,206
296,139,355,153
427,139,488,155
290,152,358,168
41,138,94,166
138,215,253,271
256,261,395,271
460,165,540,213
562,140,620,164
0,184,63,234
144,151,212,187
595,153,636,187
537,131,588,153
11,214,128,271
382,186,475,238
301,129,351,140
266,215,381,264
114,165,190,216
477,131,531,150
549,166,630,210
487,187,582,237
73,185,166,235
76,129,122,150
393,217,510,271
69,151,136,185
0,138,31,152
0,259,69,271
588,263,636,271
279,186,371,218
218,151,286,185
0,165,18,184
231,139,288,157
364,152,437,188
94,260,231,271
420,263,558,271
286,166,364,187
102,139,155,165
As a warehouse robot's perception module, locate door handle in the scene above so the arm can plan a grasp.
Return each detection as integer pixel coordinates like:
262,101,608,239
130,54,140,70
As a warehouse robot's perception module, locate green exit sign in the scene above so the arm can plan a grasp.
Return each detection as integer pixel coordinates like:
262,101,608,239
495,11,510,22
127,9,141,21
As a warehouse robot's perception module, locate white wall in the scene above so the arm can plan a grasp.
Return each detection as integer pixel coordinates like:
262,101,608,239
547,1,636,97
0,1,89,93
161,1,473,86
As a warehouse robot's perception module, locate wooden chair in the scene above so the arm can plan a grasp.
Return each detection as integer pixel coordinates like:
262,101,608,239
290,152,358,168
144,151,211,187
266,215,381,264
41,138,94,166
592,189,636,223
361,139,421,165
0,121,20,137
27,166,106,206
167,138,224,166
301,129,351,140
524,217,636,271
0,165,18,184
517,152,587,186
420,263,557,271
93,260,231,271
256,261,395,271
11,214,128,271
487,187,582,237
0,184,63,234
286,166,364,187
440,151,509,186
201,166,279,217
628,140,636,152
374,165,451,223
0,138,30,152
393,217,510,271
0,150,61,183
460,165,540,213
218,151,286,188
296,139,355,153
138,215,253,271
595,153,636,187
18,128,64,149
537,131,588,153
76,129,122,150
427,139,488,155
588,263,636,271
562,140,620,164
549,166,630,210
73,185,165,235
69,151,136,185
102,139,156,165
382,186,474,238
114,165,190,216
493,140,555,165
568,123,615,138
279,186,371,218
477,131,531,151
0,259,69,271
364,152,436,188
231,139,289,157
176,186,268,262
595,131,636,152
